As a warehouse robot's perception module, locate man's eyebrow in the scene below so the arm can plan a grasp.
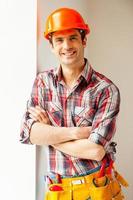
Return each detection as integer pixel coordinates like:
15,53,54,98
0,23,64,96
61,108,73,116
69,34,78,37
54,36,63,40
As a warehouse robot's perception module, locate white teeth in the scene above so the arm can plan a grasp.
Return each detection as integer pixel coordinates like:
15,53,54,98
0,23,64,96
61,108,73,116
63,51,75,56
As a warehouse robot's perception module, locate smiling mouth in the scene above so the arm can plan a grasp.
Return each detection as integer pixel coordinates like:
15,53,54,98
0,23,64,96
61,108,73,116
62,51,76,57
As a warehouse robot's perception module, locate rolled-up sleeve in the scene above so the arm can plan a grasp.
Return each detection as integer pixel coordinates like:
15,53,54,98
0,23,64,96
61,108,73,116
20,74,45,144
89,84,120,149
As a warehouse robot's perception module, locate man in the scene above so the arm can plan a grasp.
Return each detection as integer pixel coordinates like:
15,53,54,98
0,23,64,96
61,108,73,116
20,8,123,200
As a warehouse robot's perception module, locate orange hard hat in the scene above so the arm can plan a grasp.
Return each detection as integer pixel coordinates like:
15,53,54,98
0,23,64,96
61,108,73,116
44,7,90,39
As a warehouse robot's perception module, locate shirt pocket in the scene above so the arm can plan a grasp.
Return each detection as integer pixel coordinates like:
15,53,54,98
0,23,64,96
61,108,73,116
73,106,94,127
46,101,62,127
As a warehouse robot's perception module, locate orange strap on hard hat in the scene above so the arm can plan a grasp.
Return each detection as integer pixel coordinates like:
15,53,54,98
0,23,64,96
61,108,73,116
44,7,90,39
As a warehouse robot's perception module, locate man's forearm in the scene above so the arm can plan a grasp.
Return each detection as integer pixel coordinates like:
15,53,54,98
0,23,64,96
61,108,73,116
53,139,105,161
30,122,91,145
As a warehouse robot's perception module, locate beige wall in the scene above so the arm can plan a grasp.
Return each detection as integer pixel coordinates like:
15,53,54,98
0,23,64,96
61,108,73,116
37,0,133,199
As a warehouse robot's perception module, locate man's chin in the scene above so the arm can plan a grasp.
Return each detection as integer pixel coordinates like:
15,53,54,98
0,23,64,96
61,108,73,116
61,58,77,66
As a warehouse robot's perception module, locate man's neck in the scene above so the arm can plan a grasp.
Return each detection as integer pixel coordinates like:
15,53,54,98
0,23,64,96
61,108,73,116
61,60,85,88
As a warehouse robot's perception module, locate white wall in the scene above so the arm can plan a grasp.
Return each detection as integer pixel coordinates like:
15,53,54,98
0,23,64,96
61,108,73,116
0,1,36,200
37,0,133,200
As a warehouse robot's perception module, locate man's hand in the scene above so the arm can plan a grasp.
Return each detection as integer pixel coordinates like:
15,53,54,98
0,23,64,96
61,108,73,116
28,106,91,139
28,106,51,125
28,106,92,145
73,126,92,140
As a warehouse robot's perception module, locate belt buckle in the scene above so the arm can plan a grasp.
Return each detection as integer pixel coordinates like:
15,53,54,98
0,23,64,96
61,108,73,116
72,179,85,185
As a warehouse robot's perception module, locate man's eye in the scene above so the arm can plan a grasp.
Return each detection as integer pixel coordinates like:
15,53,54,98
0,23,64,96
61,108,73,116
70,36,77,40
55,39,63,42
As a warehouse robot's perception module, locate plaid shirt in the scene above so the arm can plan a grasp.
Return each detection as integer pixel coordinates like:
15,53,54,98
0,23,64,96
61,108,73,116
20,59,120,176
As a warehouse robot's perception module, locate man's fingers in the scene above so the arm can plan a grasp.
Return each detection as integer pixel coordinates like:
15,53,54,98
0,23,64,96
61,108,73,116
28,107,45,122
29,110,42,122
28,106,50,124
35,106,50,118
29,114,38,121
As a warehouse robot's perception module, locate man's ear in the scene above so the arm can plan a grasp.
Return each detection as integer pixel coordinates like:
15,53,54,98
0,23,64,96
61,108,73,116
49,42,55,53
82,36,87,47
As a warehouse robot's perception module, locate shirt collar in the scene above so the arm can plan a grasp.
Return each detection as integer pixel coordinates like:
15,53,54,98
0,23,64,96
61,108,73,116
80,58,93,83
54,65,63,82
53,58,93,84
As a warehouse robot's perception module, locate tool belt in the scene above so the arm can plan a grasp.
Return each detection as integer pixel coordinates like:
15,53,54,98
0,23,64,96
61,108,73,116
44,159,128,200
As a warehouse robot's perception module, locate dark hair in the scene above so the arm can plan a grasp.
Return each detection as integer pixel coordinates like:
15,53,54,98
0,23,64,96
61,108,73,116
48,29,86,45
78,29,86,41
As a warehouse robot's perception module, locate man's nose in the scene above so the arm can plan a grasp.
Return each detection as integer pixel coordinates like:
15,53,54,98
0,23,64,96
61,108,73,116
63,39,72,49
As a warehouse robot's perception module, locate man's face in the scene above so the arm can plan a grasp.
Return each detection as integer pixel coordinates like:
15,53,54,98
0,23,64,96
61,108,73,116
50,29,87,67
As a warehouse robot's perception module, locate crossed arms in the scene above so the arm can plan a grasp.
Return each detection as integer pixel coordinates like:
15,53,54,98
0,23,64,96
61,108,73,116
28,106,105,161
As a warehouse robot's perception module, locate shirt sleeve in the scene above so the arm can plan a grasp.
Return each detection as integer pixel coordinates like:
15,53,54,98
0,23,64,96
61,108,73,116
20,74,45,144
89,83,120,149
